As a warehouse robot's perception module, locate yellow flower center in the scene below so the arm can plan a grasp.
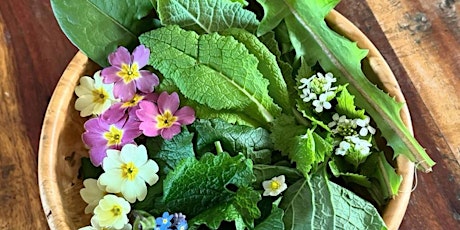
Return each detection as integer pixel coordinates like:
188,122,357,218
110,204,122,217
118,63,140,83
92,87,109,104
270,180,280,190
121,162,138,180
163,218,168,224
156,110,178,129
104,126,123,146
122,94,144,108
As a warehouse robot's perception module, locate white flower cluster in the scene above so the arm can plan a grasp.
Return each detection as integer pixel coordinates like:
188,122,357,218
79,144,160,230
328,113,376,157
298,72,337,113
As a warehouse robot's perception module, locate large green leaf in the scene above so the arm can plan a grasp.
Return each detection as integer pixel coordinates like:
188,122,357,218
279,178,315,230
256,0,435,172
139,25,281,124
157,0,259,33
51,0,155,66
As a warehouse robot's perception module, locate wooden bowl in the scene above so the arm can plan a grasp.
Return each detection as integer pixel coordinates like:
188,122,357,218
38,10,414,230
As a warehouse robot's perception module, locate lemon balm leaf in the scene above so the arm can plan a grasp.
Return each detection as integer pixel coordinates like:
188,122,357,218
139,25,281,124
51,0,156,66
157,0,258,34
256,0,435,171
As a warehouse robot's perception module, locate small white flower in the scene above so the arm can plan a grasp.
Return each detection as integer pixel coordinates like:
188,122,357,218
298,77,312,90
99,144,159,203
335,141,351,156
312,92,332,113
262,175,288,196
328,113,357,136
79,215,132,230
300,88,317,103
93,194,131,229
75,71,117,117
80,178,107,214
355,116,376,136
349,136,372,156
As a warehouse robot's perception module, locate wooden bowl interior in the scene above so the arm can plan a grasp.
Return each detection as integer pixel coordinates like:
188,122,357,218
38,10,414,230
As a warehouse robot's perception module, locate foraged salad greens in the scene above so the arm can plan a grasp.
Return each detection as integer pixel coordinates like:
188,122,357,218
51,0,435,229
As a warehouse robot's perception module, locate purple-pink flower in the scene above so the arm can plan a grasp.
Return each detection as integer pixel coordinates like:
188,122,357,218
82,115,142,166
101,45,159,101
136,91,195,140
102,92,158,124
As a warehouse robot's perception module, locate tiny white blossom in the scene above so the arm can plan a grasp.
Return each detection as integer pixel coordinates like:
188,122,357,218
300,88,317,102
79,215,132,230
312,92,333,113
355,116,376,136
262,175,288,196
298,77,312,90
75,71,117,117
349,136,372,156
99,144,159,203
93,194,131,230
335,141,351,156
328,113,357,136
80,178,107,214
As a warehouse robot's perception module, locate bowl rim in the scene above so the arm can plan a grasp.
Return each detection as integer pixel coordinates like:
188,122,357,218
38,10,414,230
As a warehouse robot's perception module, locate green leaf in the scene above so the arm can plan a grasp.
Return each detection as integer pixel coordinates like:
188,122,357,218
144,130,195,174
157,0,258,33
310,175,335,229
51,0,155,66
162,152,257,217
361,153,402,206
79,157,103,179
140,25,281,124
158,78,262,127
221,28,291,112
256,0,435,171
132,210,157,230
279,178,314,230
336,85,366,119
190,119,274,164
270,114,307,155
329,180,387,230
254,199,285,230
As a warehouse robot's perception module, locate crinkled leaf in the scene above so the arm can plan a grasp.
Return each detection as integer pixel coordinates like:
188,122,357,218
336,85,366,119
162,152,257,218
221,28,291,111
279,178,314,230
310,174,335,230
144,129,195,174
140,25,281,124
270,114,307,155
190,119,273,164
256,0,434,171
158,78,262,127
51,0,155,66
157,0,258,33
329,180,387,230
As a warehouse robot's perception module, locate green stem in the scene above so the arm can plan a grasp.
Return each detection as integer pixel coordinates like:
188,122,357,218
214,141,224,153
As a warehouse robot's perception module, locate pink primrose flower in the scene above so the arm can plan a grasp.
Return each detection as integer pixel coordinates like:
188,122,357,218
102,92,158,124
82,115,142,166
136,91,195,140
101,45,159,101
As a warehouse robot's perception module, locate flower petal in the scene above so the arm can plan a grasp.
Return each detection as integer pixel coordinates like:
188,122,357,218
160,125,181,140
109,46,131,67
158,91,179,114
175,106,195,125
136,70,159,93
139,121,160,137
113,81,136,101
101,66,122,84
131,45,150,68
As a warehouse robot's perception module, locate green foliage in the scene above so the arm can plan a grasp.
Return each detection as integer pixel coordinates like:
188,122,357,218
279,178,315,230
254,199,285,230
336,85,366,119
190,119,273,163
157,0,258,33
139,25,281,124
161,152,260,228
51,0,156,66
256,0,435,171
79,157,103,179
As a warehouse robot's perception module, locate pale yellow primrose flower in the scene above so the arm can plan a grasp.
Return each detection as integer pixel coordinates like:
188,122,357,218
80,178,107,214
79,215,132,230
75,70,117,117
98,144,159,203
262,175,288,196
93,194,131,229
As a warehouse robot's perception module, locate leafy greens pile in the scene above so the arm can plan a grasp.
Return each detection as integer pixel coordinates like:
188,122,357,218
52,0,435,229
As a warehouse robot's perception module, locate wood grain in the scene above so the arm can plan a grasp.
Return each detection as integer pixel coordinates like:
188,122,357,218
0,0,458,229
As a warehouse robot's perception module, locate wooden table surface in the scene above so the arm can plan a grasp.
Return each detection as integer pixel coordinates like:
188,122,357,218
0,0,458,229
